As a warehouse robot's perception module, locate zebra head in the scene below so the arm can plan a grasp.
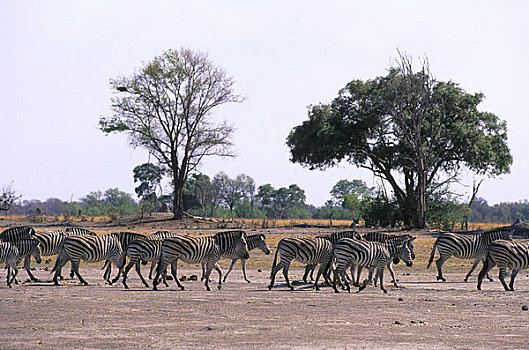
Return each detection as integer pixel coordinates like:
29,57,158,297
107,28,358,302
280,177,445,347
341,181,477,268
254,234,271,255
397,237,415,267
30,239,42,264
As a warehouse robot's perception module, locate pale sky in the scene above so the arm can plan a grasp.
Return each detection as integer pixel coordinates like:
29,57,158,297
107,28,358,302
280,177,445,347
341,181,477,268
1,1,528,206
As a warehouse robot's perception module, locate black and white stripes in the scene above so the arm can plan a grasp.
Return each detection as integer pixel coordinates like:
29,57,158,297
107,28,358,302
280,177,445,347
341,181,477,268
152,230,249,291
268,237,333,291
427,228,513,282
52,234,125,285
477,239,529,291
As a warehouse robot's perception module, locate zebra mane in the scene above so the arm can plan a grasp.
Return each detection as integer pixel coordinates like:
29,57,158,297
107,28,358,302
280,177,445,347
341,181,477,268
213,230,246,241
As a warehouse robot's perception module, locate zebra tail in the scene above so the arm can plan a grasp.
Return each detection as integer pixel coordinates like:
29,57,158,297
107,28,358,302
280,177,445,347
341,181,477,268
269,245,280,278
426,239,438,269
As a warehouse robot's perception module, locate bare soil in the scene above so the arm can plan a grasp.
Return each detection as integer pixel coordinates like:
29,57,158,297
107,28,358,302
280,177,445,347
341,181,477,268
1,218,529,349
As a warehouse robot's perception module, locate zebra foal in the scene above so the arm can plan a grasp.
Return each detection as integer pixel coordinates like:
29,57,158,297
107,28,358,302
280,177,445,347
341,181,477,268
152,230,249,291
477,239,529,291
427,228,513,282
0,242,20,287
268,237,333,291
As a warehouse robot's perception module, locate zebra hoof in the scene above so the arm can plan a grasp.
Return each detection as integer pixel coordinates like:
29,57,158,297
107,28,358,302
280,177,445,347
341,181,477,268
268,285,273,291
180,286,185,291
382,289,388,294
218,285,222,290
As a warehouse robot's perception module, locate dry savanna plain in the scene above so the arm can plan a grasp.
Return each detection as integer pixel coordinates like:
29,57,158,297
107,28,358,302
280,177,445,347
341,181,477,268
1,215,529,349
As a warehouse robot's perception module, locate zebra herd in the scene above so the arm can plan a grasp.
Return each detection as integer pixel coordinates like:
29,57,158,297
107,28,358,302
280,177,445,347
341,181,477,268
0,225,527,292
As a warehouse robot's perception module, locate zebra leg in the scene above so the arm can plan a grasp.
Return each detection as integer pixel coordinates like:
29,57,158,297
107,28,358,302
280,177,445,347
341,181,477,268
386,263,398,288
134,262,150,288
332,264,344,293
170,260,185,290
7,265,18,287
268,260,286,290
148,261,156,280
378,266,387,293
53,256,69,285
498,267,510,291
464,257,481,282
121,261,136,289
71,260,88,285
435,256,448,282
477,255,495,290
241,259,250,283
302,264,313,283
354,266,363,288
223,259,238,283
213,262,223,290
508,269,519,291
313,257,330,291
282,263,294,290
200,262,207,281
24,255,40,282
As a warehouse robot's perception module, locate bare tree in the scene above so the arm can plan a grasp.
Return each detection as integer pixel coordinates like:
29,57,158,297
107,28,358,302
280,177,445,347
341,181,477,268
0,183,21,214
100,48,244,219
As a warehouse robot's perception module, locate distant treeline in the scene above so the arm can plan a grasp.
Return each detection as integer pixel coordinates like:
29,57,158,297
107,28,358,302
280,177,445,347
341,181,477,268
5,184,528,227
469,197,529,224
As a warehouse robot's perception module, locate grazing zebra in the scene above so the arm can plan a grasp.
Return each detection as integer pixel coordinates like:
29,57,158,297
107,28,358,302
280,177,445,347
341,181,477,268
427,228,513,282
64,227,97,236
152,230,249,291
10,239,43,283
52,234,125,285
303,231,363,283
114,238,170,289
477,239,529,291
0,226,35,242
330,237,414,293
268,237,333,291
0,242,20,287
221,234,271,283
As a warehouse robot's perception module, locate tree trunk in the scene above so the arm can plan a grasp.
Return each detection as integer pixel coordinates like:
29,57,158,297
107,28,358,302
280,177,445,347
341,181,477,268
172,173,184,220
416,159,426,229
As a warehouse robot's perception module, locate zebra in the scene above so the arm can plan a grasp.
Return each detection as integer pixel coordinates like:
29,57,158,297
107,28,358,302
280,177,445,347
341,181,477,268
52,234,125,285
329,237,414,293
268,237,333,291
10,239,43,283
64,227,97,236
303,231,363,283
0,226,35,242
114,238,169,289
101,232,147,281
220,234,271,283
477,239,529,291
427,228,513,282
350,233,416,287
0,242,20,287
145,231,182,279
152,230,249,291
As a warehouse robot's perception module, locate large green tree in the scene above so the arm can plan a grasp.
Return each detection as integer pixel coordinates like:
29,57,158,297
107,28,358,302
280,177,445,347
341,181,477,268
100,48,244,220
287,54,512,228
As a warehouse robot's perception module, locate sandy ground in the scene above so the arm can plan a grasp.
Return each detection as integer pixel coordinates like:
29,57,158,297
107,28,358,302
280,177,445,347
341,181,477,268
1,220,528,349
1,263,529,349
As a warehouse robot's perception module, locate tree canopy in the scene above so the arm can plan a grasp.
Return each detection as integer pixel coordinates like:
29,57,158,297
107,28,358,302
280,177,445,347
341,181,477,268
100,48,244,219
287,54,512,227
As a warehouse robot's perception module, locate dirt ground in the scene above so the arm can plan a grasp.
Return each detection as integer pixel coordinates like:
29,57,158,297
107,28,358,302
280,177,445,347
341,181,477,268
1,219,529,349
